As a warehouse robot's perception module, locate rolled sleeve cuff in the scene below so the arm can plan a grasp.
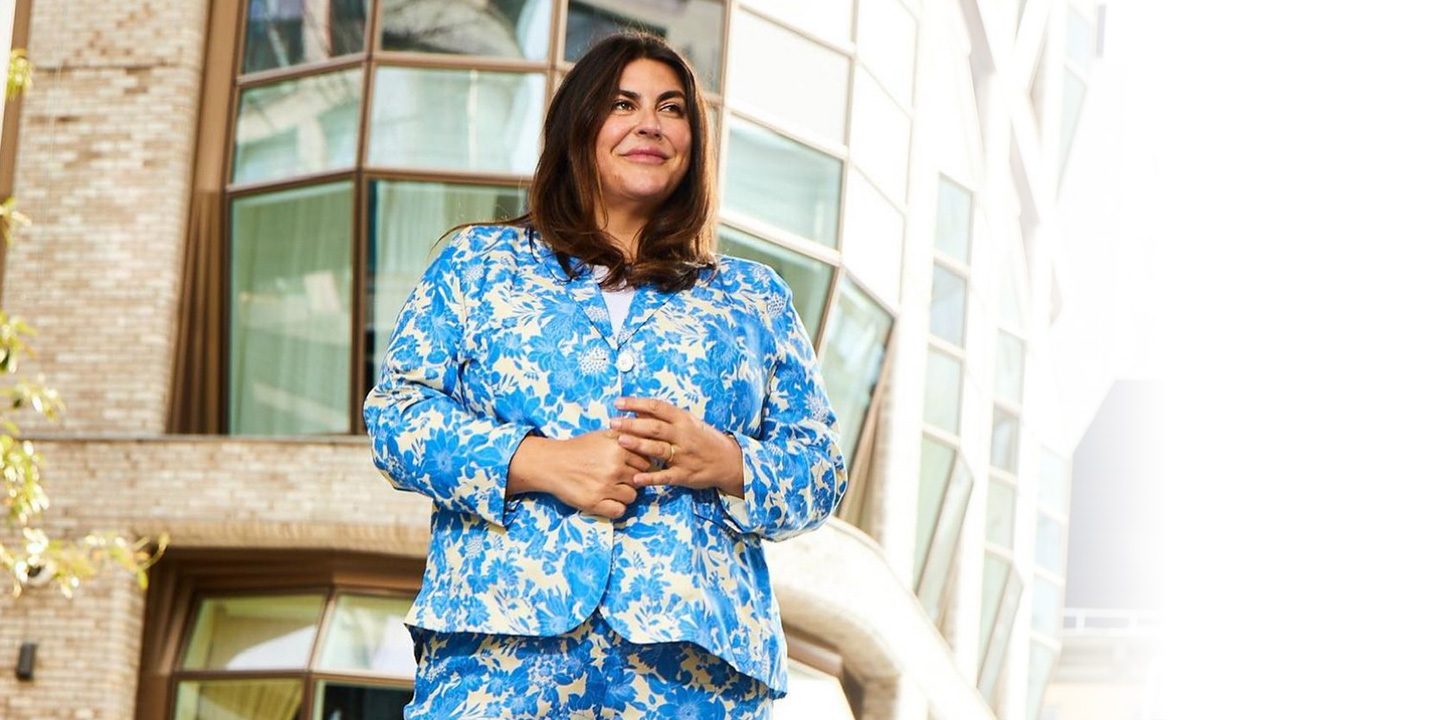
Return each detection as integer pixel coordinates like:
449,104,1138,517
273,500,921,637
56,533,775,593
458,420,536,528
717,433,763,532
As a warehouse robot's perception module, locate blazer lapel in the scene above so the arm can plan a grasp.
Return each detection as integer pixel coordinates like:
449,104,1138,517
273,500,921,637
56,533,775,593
526,229,620,348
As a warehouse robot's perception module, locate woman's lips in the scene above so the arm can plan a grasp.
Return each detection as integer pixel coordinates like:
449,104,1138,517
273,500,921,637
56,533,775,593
622,149,668,164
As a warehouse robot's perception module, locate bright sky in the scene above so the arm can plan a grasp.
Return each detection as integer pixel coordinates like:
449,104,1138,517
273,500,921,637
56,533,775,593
1062,1,1440,716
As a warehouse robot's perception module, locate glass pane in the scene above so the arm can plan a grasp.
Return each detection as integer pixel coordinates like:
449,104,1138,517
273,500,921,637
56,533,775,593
565,0,724,92
1036,513,1066,574
242,0,368,74
317,595,416,675
914,436,956,579
819,278,893,461
917,458,973,619
1060,69,1088,171
1038,447,1068,510
181,595,326,670
849,68,910,204
840,169,903,307
1031,576,1063,637
718,226,834,340
1026,641,1059,720
728,10,849,145
752,0,853,46
990,406,1020,473
723,117,843,248
985,478,1016,549
923,349,962,435
369,181,528,386
930,266,966,347
175,679,305,720
368,67,544,174
232,69,362,186
978,554,1010,654
855,0,916,105
381,0,551,60
979,559,1023,701
230,182,354,435
315,680,413,719
995,330,1025,403
935,177,972,263
1067,7,1094,71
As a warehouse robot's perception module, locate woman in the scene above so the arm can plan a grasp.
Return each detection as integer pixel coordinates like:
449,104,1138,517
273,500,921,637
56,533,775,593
365,32,846,718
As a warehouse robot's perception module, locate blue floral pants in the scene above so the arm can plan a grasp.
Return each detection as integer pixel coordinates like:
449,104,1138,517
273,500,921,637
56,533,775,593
407,613,774,719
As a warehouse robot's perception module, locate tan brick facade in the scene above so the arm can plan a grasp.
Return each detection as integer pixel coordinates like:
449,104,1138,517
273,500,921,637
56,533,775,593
3,0,207,435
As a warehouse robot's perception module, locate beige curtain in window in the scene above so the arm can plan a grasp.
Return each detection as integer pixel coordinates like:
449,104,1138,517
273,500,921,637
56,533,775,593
167,189,225,433
194,680,303,720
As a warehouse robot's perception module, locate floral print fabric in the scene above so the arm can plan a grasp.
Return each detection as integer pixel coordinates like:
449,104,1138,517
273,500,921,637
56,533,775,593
407,612,773,719
364,225,847,695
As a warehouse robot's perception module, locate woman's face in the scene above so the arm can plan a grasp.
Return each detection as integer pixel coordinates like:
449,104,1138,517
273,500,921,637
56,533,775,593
593,58,693,222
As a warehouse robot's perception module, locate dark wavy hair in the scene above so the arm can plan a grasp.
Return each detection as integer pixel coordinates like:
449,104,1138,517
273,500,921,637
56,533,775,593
507,32,717,292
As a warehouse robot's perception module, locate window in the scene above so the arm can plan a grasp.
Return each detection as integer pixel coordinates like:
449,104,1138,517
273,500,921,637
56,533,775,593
723,116,843,248
135,550,425,720
1028,447,1070,719
565,0,724,91
915,450,973,620
172,591,414,718
207,0,552,435
727,9,849,146
977,552,1024,702
914,173,975,619
990,406,1020,473
819,276,893,462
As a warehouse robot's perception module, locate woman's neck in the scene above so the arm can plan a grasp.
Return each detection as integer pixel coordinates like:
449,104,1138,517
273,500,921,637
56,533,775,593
597,208,648,261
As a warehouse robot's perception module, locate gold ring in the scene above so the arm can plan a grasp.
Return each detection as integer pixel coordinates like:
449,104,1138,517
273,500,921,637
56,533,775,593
665,443,676,464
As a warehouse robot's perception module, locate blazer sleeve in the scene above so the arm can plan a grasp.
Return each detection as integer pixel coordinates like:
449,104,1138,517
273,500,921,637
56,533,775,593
716,267,849,541
363,230,533,527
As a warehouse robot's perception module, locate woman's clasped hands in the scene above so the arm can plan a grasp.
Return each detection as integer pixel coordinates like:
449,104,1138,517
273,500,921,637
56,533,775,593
506,397,744,520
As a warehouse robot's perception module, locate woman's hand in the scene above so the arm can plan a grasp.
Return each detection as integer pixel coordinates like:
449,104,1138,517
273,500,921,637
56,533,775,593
610,397,745,498
508,430,651,519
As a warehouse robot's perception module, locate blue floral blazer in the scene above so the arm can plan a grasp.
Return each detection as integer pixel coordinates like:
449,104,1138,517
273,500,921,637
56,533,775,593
364,224,847,693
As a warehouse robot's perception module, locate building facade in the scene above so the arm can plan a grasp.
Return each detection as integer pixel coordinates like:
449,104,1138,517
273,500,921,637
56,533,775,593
0,0,1102,718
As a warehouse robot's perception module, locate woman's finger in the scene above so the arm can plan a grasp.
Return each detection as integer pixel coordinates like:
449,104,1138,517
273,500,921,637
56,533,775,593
592,498,627,520
634,467,686,488
620,449,652,472
617,397,682,422
617,434,674,463
611,415,673,441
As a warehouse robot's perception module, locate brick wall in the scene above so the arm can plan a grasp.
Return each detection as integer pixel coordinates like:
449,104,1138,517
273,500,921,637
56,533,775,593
2,0,208,434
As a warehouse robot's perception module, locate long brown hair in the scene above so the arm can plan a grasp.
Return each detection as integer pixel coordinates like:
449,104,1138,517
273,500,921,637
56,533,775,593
508,32,716,292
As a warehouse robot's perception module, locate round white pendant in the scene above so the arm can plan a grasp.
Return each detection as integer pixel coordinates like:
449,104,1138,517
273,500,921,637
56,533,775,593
616,350,636,373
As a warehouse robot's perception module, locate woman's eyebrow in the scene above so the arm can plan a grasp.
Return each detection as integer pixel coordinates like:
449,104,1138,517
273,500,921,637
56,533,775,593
615,89,688,102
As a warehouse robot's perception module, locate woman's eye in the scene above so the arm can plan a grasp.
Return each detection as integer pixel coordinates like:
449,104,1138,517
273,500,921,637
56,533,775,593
613,99,634,111
661,102,686,115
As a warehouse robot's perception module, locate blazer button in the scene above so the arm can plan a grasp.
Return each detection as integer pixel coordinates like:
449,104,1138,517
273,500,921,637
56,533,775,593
616,350,635,373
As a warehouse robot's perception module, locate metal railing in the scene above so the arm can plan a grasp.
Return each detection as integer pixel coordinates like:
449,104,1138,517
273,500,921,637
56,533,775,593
1062,607,1162,636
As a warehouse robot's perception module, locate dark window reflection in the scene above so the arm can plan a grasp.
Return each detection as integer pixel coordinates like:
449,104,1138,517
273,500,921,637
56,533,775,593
317,682,411,719
244,0,368,74
381,0,551,60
